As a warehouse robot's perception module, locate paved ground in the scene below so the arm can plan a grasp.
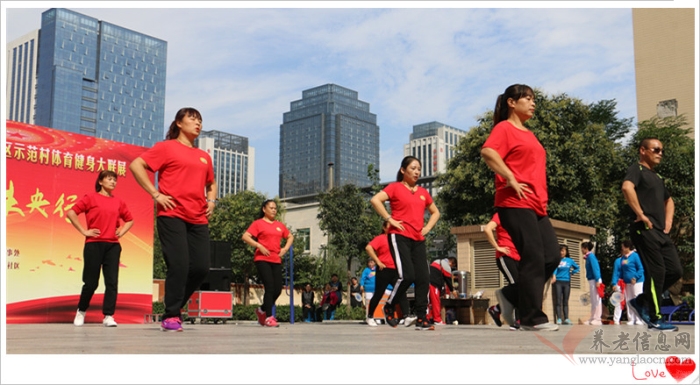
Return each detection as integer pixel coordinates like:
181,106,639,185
5,321,695,355
4,321,697,384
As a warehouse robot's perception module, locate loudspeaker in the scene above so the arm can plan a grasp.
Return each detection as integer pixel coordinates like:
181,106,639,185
210,241,231,269
200,268,233,291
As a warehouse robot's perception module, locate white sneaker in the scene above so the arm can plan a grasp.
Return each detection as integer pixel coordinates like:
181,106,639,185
404,315,417,327
73,310,86,326
103,315,118,327
589,320,602,326
366,318,378,327
522,322,559,332
635,320,646,326
613,321,620,325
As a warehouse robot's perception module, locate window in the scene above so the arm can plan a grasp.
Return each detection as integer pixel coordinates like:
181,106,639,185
296,228,311,253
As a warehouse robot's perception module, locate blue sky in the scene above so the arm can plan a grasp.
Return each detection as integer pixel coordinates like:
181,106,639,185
1,3,670,198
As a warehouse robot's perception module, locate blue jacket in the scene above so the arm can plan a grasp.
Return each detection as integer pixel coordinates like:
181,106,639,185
584,252,601,282
360,267,376,294
553,257,580,282
611,251,645,285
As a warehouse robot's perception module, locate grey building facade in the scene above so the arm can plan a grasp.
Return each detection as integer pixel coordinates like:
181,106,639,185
34,8,167,148
279,84,379,198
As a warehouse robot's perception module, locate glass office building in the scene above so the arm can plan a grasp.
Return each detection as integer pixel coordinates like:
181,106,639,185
279,84,379,198
6,30,40,125
196,130,255,198
34,8,167,148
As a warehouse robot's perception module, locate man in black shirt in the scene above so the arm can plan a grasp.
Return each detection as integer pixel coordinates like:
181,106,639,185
621,137,682,332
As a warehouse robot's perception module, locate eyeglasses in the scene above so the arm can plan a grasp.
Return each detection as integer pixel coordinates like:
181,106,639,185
646,147,664,155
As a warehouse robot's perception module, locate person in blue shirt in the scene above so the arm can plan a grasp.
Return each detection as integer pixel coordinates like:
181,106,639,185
359,259,377,318
582,241,602,325
611,240,645,325
551,245,579,325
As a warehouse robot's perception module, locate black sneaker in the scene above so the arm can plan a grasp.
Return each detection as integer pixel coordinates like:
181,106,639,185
383,304,399,328
415,318,435,331
509,321,521,331
488,305,502,327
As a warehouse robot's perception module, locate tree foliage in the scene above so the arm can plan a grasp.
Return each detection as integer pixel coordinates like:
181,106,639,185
435,88,695,280
317,183,383,288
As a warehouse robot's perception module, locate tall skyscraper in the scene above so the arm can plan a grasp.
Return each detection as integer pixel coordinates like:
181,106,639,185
404,121,466,195
405,121,466,176
6,30,39,125
196,130,255,198
279,84,379,198
33,8,167,148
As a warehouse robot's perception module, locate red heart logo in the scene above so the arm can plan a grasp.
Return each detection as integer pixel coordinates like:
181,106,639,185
665,356,696,382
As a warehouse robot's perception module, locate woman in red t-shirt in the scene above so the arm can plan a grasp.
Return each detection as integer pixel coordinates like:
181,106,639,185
130,107,217,332
66,170,134,327
370,155,440,331
364,221,412,327
480,84,560,332
242,199,294,327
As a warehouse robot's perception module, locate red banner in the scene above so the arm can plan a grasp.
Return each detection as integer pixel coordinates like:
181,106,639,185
5,121,154,324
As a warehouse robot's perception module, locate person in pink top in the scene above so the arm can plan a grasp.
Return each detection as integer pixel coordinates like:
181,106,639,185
364,221,413,327
67,170,134,327
130,107,217,332
242,199,294,327
481,84,560,332
370,155,440,331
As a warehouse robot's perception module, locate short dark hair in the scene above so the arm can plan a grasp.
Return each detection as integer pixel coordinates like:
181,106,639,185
581,241,595,252
95,170,118,192
621,239,634,250
638,137,660,151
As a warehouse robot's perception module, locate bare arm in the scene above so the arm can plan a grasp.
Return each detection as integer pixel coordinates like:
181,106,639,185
484,220,511,256
117,220,134,238
129,157,176,210
621,180,653,229
365,244,386,270
280,233,294,256
370,190,404,231
421,202,440,236
480,147,532,199
205,179,217,218
242,231,270,256
664,197,674,234
66,210,100,237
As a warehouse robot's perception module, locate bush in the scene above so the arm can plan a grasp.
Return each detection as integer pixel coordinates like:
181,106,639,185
330,305,366,320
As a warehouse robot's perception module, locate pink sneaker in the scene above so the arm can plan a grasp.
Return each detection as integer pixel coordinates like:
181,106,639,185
255,307,266,326
160,317,183,332
264,316,279,327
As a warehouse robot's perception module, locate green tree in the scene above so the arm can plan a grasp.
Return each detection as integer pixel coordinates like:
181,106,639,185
317,183,382,308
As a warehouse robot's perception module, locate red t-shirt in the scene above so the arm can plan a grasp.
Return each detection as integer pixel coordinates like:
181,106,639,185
138,140,214,224
71,192,133,244
368,234,396,269
491,213,520,261
482,121,548,216
383,182,433,241
245,218,290,264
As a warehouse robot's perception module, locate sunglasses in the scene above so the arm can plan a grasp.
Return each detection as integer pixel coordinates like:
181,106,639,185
647,147,664,155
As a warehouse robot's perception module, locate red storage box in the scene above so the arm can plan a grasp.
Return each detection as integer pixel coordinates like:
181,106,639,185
186,291,233,324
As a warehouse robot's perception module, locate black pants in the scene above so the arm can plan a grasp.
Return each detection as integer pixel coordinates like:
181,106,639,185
78,242,121,315
496,255,519,309
366,267,410,317
386,234,429,319
302,304,316,321
553,281,571,321
629,223,682,321
497,208,560,326
157,216,211,319
255,261,283,317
